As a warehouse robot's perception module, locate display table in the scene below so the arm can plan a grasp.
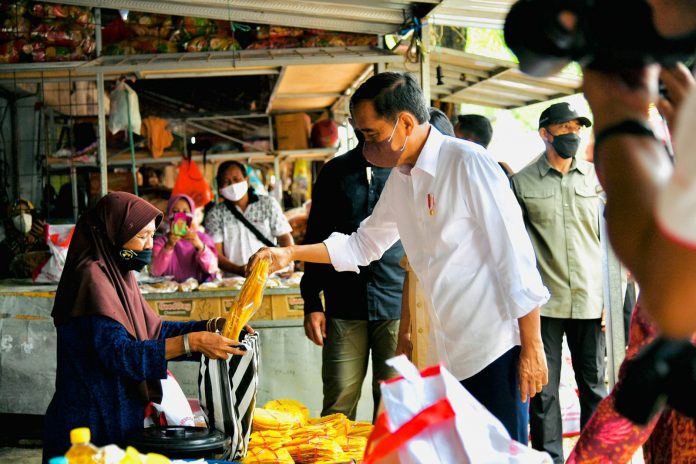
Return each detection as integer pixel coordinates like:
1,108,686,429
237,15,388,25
0,280,374,420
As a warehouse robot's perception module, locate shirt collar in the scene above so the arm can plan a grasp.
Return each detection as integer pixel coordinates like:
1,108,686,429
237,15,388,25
537,152,588,177
412,126,444,177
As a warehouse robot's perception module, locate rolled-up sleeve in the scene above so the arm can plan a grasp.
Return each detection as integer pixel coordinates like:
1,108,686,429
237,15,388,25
324,176,400,273
467,153,549,319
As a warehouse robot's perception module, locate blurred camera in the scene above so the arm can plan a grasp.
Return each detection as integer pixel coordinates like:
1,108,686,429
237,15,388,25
614,337,696,425
504,0,696,77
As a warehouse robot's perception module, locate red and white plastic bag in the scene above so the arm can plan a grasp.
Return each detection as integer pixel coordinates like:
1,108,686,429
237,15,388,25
33,223,74,283
363,355,552,464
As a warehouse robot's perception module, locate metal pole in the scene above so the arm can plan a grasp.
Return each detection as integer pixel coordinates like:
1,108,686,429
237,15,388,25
97,72,108,198
600,198,626,388
420,22,431,104
9,96,18,199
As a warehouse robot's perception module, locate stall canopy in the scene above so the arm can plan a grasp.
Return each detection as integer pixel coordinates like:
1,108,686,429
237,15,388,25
428,0,515,29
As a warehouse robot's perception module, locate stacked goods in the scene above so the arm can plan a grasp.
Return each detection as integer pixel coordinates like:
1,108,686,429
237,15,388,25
247,25,377,50
103,13,177,55
221,256,269,340
0,1,95,63
247,400,374,463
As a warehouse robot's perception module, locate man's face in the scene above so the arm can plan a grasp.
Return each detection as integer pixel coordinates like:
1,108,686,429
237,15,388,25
647,0,696,37
544,120,582,138
351,101,398,144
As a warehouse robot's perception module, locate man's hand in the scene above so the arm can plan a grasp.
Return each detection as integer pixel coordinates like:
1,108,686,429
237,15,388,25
247,246,293,276
304,312,326,346
518,340,548,403
656,62,695,129
395,331,413,360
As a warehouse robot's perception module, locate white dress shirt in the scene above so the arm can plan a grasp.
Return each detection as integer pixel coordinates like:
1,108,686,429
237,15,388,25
325,128,549,380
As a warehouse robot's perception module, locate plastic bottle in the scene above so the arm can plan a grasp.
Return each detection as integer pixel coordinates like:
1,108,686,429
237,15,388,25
48,457,69,464
65,427,100,464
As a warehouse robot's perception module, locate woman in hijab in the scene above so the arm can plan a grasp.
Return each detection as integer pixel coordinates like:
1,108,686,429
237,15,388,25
43,192,245,462
151,193,218,282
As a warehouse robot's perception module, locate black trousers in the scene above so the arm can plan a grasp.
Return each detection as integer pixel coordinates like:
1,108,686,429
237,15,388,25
530,317,607,463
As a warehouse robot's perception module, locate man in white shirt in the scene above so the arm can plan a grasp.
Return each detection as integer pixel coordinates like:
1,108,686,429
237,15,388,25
249,72,549,443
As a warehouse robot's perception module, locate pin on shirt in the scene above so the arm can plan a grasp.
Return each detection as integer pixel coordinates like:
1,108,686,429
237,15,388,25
427,193,436,216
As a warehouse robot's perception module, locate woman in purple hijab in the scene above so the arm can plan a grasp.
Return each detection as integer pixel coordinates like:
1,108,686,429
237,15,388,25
43,192,244,462
151,194,218,282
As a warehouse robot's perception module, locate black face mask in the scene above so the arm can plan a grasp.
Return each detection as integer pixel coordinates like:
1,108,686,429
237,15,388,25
549,132,581,159
118,248,152,272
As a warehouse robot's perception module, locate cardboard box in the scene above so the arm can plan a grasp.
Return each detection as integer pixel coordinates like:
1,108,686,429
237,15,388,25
275,113,310,150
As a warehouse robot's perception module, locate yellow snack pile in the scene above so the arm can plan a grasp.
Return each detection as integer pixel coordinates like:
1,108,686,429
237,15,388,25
222,257,270,339
241,446,295,464
246,400,372,463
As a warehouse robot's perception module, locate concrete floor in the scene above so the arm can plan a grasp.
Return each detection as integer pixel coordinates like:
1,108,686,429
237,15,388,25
0,445,42,464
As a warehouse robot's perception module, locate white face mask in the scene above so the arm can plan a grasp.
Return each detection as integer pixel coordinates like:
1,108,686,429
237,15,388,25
220,180,248,202
12,213,32,234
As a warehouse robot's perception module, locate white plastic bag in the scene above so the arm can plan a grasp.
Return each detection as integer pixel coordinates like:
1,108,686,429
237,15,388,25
363,355,552,464
145,371,195,427
33,224,74,283
108,82,141,135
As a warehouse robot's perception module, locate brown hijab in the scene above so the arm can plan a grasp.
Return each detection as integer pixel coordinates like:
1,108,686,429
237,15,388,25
53,191,163,342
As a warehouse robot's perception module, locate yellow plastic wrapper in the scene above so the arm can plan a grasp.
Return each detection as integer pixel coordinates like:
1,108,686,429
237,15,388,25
348,421,374,438
249,430,292,450
336,435,368,460
284,436,345,463
222,257,270,339
264,399,310,426
253,408,304,432
241,446,295,464
308,412,350,436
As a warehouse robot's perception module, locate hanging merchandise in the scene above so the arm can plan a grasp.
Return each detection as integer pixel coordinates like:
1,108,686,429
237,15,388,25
291,159,311,206
171,159,214,207
310,119,339,148
33,224,74,283
108,81,141,135
141,117,174,158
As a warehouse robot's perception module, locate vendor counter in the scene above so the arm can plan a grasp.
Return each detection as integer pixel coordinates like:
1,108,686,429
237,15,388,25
0,281,374,421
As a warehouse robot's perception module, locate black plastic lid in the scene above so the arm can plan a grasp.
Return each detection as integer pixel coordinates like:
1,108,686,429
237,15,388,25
128,427,226,453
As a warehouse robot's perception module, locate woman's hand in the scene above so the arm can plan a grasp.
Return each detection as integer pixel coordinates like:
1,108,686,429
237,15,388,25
165,231,181,250
183,227,204,251
189,331,247,359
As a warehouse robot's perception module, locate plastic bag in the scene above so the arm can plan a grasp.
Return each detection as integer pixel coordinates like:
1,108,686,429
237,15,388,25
171,159,214,208
364,355,553,464
33,224,74,283
108,81,141,135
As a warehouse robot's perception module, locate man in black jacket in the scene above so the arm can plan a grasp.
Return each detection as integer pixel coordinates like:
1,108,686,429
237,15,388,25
300,134,406,421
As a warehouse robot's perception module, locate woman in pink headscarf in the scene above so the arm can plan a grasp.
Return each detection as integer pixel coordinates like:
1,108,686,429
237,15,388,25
151,194,218,282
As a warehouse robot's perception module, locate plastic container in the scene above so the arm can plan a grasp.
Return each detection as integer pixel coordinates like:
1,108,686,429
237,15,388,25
127,426,225,460
48,457,69,464
65,427,100,464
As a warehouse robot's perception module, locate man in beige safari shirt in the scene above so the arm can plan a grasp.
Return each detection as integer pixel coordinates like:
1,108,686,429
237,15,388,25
512,102,606,463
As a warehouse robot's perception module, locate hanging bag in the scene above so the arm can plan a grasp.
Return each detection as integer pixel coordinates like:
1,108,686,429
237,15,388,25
199,331,260,460
172,159,214,208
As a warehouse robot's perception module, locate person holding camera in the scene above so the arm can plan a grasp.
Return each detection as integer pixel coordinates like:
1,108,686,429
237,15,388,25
151,193,218,283
511,102,605,462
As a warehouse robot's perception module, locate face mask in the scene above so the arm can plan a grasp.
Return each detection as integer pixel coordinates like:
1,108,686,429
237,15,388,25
363,118,409,168
548,132,581,159
118,248,152,272
12,213,32,234
220,181,248,202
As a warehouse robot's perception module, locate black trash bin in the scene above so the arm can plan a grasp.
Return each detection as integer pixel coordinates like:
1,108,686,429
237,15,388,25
127,426,226,460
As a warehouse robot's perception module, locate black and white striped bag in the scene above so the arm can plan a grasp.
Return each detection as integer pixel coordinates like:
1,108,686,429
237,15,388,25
199,331,259,461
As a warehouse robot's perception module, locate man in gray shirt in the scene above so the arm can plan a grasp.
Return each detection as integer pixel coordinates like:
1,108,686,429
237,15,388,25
511,102,606,463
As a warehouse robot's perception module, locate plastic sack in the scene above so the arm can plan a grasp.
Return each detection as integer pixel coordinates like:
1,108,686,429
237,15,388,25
363,355,553,464
171,159,214,208
109,81,141,135
144,370,195,427
33,223,74,283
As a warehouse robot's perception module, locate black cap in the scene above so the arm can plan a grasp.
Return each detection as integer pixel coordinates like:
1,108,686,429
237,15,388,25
538,102,591,129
